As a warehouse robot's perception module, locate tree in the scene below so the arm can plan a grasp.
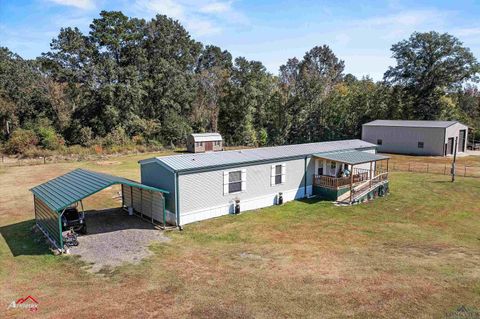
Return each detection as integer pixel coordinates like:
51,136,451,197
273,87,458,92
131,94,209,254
192,45,232,132
384,31,480,119
280,45,345,143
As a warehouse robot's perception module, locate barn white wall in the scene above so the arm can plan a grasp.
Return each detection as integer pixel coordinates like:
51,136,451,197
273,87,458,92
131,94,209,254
445,123,468,153
362,126,445,156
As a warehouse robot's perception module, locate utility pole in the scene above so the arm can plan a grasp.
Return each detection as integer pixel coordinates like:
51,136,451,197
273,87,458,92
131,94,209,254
451,137,458,182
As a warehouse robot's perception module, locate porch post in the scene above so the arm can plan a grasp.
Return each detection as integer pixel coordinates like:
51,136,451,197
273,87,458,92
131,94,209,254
369,161,372,188
349,164,354,203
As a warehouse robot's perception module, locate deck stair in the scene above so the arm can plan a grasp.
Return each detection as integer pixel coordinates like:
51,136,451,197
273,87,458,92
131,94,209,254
337,179,388,204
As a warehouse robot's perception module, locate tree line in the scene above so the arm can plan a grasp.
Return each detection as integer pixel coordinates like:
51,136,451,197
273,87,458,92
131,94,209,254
0,11,479,155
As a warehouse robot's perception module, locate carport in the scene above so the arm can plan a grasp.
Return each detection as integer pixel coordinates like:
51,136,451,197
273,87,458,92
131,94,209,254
30,168,169,252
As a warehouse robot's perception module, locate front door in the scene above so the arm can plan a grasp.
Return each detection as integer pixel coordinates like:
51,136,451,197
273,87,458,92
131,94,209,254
205,141,213,152
317,167,323,175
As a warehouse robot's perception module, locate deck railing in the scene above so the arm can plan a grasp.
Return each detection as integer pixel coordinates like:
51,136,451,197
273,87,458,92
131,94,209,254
313,168,388,189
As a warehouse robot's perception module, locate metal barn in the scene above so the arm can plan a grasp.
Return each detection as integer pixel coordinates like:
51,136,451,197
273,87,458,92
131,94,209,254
30,169,168,252
362,120,468,156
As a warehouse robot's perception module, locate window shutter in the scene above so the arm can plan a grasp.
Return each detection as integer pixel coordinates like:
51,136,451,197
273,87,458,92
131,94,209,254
223,171,229,195
270,165,276,186
281,163,286,184
241,169,247,191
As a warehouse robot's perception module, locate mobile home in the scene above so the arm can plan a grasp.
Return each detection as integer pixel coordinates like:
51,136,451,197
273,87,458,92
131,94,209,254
139,139,389,226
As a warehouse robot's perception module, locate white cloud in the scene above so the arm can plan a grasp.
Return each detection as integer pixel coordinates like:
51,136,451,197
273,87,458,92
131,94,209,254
136,0,184,20
351,9,450,40
200,1,232,14
133,0,247,37
455,27,480,37
355,9,447,28
47,0,95,10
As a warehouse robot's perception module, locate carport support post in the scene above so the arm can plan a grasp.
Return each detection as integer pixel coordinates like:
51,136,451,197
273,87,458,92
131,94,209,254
163,194,166,229
58,208,66,252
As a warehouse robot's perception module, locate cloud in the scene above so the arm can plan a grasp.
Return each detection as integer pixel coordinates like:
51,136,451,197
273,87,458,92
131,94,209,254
200,1,232,14
355,9,447,28
455,27,480,37
136,0,184,20
47,0,95,10
351,9,450,39
133,0,247,37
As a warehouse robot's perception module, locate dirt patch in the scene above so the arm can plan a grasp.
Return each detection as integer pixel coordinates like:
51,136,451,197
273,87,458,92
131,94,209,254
66,208,169,272
95,160,121,166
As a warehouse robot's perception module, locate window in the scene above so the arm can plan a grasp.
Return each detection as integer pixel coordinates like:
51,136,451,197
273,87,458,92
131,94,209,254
418,141,424,149
274,165,282,185
271,163,286,186
330,161,336,169
223,169,246,194
228,171,242,193
377,139,383,145
195,142,203,147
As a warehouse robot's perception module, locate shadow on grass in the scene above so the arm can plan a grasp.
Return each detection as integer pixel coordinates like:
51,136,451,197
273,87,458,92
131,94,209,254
0,219,51,256
296,197,331,204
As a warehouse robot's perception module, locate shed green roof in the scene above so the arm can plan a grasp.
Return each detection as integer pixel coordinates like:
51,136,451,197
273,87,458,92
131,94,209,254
314,150,389,165
30,168,168,213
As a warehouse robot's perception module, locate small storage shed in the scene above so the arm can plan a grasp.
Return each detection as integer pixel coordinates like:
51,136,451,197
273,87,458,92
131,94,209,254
187,133,223,153
362,120,468,156
30,169,168,251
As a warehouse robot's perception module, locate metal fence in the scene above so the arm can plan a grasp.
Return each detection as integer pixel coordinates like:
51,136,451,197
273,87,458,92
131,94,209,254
389,162,480,178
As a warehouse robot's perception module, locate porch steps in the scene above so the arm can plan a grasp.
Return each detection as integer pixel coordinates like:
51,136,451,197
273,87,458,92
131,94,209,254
337,180,387,204
336,180,371,202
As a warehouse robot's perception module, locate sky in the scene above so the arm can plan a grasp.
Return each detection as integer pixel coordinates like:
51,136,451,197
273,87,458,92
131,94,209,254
1,0,479,80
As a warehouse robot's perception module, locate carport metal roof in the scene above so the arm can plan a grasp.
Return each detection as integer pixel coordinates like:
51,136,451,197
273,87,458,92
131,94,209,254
314,150,389,165
30,168,168,213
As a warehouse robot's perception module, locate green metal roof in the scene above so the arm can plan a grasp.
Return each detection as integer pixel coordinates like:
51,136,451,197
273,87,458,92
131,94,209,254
314,150,389,165
30,168,168,213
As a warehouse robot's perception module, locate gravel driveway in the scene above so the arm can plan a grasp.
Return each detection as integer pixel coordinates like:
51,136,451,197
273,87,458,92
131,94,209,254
66,208,169,272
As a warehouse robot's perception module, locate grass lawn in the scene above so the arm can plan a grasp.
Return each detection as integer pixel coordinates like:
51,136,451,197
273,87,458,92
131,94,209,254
1,154,479,318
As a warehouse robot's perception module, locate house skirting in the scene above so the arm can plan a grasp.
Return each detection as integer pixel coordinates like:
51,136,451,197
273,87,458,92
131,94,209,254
180,185,313,225
313,186,350,200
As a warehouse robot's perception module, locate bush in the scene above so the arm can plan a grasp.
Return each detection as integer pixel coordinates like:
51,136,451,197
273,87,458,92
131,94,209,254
5,129,38,154
132,135,145,145
102,127,130,147
37,126,64,150
77,127,94,147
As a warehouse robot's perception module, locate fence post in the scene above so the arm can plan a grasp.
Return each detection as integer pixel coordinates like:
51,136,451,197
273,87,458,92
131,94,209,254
408,163,411,172
464,165,467,177
426,163,429,173
43,156,46,164
444,164,446,175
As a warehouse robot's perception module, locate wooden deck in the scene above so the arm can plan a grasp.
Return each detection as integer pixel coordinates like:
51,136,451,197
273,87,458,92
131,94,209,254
313,168,377,189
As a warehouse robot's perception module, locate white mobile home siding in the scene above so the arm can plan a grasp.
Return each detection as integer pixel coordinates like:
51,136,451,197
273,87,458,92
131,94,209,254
178,158,315,225
362,126,446,156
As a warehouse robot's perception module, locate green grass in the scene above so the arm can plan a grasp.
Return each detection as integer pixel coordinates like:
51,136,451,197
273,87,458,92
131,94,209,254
0,157,479,318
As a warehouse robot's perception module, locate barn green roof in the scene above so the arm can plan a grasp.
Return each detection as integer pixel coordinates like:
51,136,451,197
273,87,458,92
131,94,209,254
314,150,389,165
30,168,168,213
